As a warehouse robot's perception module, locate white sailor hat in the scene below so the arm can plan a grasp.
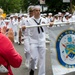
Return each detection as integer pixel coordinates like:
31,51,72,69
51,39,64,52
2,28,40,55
10,15,13,17
69,14,72,17
54,14,58,17
40,14,43,17
49,13,52,15
58,12,62,16
44,13,46,16
24,14,28,16
14,13,18,16
19,14,23,17
64,12,69,17
33,5,41,10
28,5,34,13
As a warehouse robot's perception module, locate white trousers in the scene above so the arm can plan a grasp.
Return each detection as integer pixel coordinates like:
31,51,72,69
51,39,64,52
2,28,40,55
14,31,18,43
24,38,30,62
24,38,38,67
30,42,46,75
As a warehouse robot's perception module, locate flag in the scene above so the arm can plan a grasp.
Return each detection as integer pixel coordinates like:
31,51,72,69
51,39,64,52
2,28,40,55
48,24,75,75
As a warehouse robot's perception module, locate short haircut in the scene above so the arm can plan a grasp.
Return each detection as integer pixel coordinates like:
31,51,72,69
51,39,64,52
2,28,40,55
27,5,34,13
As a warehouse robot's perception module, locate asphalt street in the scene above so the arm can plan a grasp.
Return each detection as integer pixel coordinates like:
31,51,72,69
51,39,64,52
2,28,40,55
11,43,53,75
11,43,75,75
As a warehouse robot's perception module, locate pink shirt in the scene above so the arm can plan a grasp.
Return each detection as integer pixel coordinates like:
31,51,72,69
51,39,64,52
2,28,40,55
0,33,22,75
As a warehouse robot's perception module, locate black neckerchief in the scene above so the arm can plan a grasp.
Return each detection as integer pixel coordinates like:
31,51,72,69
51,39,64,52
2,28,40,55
33,19,44,33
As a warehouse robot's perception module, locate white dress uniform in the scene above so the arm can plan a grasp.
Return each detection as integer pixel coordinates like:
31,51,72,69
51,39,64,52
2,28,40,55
0,19,6,28
7,19,18,42
7,19,14,29
22,16,39,69
12,19,19,43
28,16,47,75
63,17,71,26
17,20,22,43
21,18,31,68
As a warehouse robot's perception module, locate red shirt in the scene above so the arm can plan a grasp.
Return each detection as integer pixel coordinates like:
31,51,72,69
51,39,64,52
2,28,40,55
0,33,22,75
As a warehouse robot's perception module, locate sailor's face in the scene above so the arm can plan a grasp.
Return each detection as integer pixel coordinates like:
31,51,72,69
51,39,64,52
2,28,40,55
34,8,40,16
29,10,33,17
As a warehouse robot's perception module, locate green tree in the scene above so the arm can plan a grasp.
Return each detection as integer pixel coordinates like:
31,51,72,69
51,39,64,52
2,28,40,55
0,0,22,14
22,0,39,12
45,0,70,14
0,0,75,14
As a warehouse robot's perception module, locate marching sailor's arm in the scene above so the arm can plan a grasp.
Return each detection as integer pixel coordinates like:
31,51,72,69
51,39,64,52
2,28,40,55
49,22,54,27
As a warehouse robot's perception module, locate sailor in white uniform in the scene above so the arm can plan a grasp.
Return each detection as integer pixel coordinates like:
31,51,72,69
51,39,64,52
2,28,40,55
0,15,6,28
12,14,18,43
26,5,53,75
7,15,14,28
21,6,35,69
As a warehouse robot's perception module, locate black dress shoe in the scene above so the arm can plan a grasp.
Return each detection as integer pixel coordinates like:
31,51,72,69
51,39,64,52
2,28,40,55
29,69,34,75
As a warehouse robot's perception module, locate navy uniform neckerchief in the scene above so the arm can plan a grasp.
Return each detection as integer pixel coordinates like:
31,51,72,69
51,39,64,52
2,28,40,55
33,19,44,34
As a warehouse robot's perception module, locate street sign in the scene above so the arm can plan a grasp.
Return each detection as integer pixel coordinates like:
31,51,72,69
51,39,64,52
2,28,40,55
40,0,45,4
63,0,70,3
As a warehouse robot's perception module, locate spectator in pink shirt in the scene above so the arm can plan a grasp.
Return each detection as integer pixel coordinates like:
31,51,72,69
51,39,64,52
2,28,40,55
0,32,22,75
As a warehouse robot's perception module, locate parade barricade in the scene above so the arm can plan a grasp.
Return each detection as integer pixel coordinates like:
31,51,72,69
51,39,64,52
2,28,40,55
25,21,75,75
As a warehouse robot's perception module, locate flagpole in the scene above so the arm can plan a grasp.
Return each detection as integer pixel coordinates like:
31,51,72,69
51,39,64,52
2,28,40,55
25,21,75,28
42,4,43,13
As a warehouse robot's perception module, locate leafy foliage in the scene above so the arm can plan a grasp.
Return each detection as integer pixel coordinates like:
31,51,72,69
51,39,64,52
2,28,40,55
0,0,75,14
46,0,70,13
0,0,22,14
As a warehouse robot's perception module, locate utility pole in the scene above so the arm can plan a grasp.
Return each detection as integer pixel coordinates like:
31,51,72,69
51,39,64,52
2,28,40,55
39,0,45,13
70,0,72,14
42,4,44,13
